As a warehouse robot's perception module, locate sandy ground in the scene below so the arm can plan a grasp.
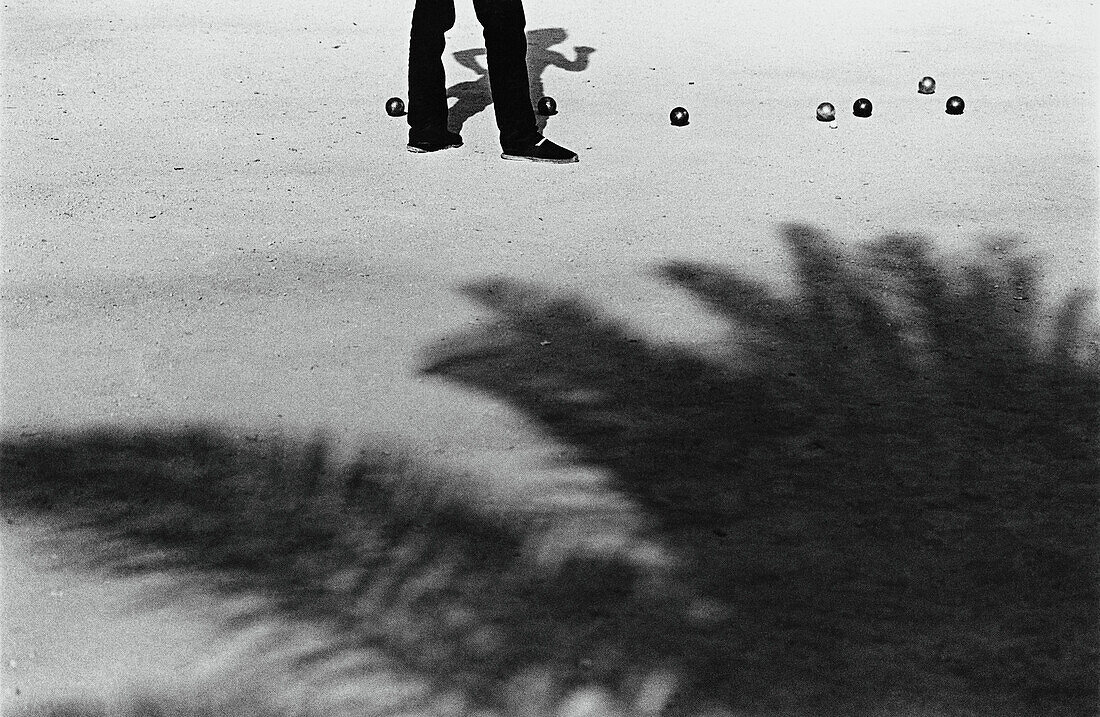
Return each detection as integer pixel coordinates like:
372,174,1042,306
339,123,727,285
1,0,1097,713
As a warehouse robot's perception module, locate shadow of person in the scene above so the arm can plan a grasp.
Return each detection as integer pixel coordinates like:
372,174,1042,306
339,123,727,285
446,28,594,135
524,28,595,134
446,47,493,135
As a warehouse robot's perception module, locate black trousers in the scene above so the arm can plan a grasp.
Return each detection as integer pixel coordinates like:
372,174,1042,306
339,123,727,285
408,0,539,150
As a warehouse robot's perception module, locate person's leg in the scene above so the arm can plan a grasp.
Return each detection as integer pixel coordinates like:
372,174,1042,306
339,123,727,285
408,0,459,144
470,0,539,151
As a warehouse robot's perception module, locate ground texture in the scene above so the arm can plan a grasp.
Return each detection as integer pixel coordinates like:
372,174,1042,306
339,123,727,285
2,1,1098,715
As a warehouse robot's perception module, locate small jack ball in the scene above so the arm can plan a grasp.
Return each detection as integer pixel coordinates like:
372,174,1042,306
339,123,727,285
852,98,872,117
385,97,405,117
816,102,836,122
670,106,690,126
945,95,965,115
918,76,936,94
536,96,557,116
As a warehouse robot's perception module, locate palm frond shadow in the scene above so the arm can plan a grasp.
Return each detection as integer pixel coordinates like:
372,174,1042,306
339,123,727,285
3,224,1096,717
2,429,686,717
423,223,1099,715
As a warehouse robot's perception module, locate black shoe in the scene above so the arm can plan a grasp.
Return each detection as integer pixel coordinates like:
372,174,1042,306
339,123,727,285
407,130,463,153
501,137,578,164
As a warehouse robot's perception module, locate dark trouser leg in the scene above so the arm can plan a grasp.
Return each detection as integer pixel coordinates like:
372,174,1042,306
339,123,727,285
408,0,455,140
471,0,539,150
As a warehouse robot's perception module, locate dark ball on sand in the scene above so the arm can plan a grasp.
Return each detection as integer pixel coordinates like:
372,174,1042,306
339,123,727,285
852,98,872,117
918,76,936,94
536,96,558,116
945,95,965,114
670,106,690,126
385,97,405,117
816,102,836,122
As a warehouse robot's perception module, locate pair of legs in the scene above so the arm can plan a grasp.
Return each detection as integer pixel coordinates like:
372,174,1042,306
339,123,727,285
408,0,576,161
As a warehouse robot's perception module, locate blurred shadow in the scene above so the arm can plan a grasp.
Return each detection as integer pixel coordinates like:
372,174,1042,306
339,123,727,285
22,695,281,717
1,428,686,717
3,224,1096,717
422,224,1099,716
447,28,594,135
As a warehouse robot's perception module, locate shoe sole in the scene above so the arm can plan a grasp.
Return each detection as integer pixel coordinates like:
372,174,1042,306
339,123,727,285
407,144,462,153
500,153,578,164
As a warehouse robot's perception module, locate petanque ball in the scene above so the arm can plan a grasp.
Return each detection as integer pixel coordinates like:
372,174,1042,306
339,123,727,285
536,96,558,116
385,97,406,117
